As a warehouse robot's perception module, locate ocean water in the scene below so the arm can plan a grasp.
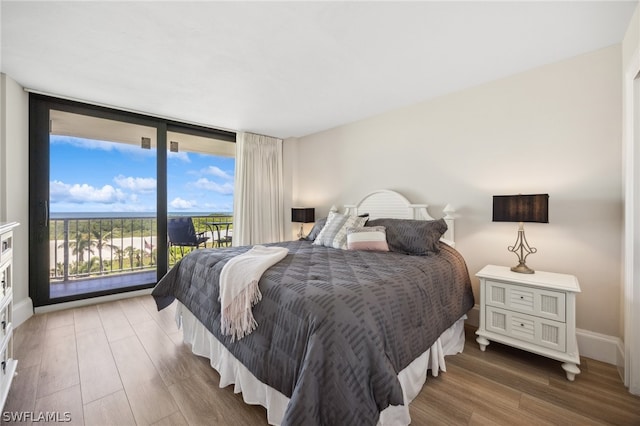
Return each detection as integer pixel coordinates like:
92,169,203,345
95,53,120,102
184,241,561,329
50,212,232,219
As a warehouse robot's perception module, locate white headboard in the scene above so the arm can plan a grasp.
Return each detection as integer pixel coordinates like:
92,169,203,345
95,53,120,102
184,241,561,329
343,189,456,246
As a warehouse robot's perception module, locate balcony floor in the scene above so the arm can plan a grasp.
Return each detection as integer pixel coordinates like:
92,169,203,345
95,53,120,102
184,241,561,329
50,270,157,299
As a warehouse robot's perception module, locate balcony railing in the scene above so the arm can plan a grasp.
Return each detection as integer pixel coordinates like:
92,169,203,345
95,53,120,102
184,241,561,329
50,214,232,283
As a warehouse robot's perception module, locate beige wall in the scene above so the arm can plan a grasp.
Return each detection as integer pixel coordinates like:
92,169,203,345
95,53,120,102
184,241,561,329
0,74,31,324
291,46,623,337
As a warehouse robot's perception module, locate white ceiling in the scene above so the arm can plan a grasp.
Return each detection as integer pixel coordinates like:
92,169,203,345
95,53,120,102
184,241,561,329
1,1,638,139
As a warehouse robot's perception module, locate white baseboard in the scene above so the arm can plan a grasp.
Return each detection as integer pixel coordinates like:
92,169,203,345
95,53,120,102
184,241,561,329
465,304,624,367
13,296,34,328
33,288,153,314
576,328,624,366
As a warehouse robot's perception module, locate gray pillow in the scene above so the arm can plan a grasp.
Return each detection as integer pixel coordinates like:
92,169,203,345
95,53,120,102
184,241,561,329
365,218,447,255
305,217,327,241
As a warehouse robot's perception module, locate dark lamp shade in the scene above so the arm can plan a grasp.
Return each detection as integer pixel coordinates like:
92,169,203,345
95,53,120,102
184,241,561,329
493,194,549,223
292,207,315,223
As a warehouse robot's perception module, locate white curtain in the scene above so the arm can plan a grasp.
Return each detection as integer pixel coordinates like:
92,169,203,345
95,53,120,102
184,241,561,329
233,132,284,246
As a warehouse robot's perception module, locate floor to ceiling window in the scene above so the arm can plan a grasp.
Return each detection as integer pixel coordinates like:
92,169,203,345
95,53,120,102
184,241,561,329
29,94,235,307
166,128,235,265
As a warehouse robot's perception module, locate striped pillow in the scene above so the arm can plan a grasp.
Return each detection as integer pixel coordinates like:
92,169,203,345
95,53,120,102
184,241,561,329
313,211,368,250
346,226,389,251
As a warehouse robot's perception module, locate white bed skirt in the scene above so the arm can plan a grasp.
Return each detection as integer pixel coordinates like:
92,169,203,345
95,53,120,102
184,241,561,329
176,302,467,426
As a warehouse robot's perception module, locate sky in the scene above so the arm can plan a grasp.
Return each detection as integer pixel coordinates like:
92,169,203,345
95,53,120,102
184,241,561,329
50,135,235,214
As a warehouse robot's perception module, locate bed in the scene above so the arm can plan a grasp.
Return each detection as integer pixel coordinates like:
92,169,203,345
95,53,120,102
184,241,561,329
152,190,474,426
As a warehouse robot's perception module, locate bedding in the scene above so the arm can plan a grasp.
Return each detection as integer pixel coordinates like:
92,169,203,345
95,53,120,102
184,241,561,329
153,239,474,426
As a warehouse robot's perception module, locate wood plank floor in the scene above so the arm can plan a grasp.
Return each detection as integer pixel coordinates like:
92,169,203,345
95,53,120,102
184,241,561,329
3,295,639,425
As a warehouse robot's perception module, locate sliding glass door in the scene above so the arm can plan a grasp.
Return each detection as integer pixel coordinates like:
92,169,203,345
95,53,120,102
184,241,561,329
48,109,160,299
29,96,167,306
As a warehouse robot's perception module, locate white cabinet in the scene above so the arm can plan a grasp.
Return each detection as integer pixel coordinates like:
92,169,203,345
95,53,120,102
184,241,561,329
0,223,18,410
475,264,581,381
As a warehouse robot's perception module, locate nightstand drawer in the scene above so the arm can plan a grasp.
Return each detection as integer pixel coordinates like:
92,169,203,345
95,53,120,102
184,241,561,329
0,304,11,343
485,280,566,322
486,306,566,352
0,232,12,266
0,263,11,300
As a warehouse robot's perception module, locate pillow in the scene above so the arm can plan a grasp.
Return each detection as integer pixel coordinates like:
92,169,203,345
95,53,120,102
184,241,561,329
346,226,389,252
365,218,448,255
305,213,367,242
313,211,368,249
305,217,327,241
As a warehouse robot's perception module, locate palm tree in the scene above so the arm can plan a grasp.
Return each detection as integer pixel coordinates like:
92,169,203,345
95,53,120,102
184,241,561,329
55,262,64,278
90,229,117,275
123,246,142,269
88,256,102,273
113,246,124,271
61,232,94,264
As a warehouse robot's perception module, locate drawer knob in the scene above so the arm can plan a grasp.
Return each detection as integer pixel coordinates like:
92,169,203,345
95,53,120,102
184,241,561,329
2,361,6,373
520,296,524,299
520,323,524,327
2,321,6,331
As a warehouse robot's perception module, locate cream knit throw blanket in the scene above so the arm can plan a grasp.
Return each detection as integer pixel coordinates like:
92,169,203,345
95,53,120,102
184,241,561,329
219,245,289,341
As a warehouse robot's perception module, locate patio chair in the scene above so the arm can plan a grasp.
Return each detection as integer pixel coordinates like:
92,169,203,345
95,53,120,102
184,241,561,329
167,217,209,258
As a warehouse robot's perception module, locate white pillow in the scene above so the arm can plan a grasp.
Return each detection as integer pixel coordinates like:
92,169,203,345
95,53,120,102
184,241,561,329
313,211,368,250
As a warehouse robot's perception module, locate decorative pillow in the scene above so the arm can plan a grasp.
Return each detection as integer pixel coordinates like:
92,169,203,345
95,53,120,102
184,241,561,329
365,218,448,255
313,211,368,250
346,226,389,251
305,217,327,241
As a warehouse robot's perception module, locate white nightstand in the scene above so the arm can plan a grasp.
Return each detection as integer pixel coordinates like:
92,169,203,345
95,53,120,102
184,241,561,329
475,264,581,381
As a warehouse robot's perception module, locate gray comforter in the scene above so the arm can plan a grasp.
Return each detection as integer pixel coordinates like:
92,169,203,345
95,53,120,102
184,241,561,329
152,240,474,426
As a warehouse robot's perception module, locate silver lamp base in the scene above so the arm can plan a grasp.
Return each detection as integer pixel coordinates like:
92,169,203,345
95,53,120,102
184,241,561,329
508,223,537,274
511,262,535,274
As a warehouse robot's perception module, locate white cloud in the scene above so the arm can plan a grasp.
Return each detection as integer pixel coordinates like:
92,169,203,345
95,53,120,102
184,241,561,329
114,175,157,192
193,178,234,195
170,197,197,210
168,151,191,162
50,180,127,204
202,166,232,180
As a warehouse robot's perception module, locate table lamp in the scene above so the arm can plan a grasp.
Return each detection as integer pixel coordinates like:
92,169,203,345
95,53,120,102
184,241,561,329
291,207,315,239
492,194,549,274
